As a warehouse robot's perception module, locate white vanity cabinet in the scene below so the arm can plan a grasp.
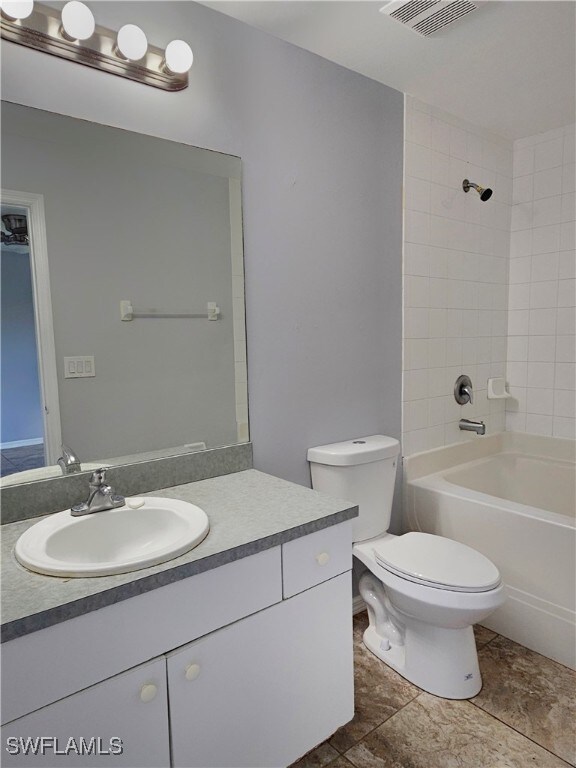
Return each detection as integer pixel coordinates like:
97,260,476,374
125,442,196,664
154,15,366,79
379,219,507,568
168,573,353,768
1,520,354,768
2,658,170,768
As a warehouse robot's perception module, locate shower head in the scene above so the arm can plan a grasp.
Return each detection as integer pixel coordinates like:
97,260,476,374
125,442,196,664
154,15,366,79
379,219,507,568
462,179,493,202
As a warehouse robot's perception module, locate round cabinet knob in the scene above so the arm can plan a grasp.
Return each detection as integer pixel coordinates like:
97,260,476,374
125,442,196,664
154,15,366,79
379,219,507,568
185,663,201,681
316,552,330,566
140,683,158,703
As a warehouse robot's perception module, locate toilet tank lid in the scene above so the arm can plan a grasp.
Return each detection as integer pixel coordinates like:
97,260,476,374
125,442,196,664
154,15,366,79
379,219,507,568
307,435,400,466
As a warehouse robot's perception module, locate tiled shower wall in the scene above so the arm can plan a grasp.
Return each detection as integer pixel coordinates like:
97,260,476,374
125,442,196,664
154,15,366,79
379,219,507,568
403,97,513,456
505,124,576,440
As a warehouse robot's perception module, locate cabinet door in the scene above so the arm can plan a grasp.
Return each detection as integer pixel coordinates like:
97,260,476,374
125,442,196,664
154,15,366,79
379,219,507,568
2,658,169,768
168,572,353,768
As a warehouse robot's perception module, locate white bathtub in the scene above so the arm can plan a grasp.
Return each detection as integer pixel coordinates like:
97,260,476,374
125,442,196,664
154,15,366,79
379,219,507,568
403,432,576,669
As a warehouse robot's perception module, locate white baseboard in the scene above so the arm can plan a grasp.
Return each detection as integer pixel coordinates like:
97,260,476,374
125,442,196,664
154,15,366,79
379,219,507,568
0,437,43,450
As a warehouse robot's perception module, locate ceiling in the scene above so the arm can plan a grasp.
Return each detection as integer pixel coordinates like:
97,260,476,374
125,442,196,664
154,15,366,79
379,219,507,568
201,1,575,140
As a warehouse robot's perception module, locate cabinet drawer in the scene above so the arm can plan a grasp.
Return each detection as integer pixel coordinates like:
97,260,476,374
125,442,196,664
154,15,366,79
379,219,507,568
282,520,352,598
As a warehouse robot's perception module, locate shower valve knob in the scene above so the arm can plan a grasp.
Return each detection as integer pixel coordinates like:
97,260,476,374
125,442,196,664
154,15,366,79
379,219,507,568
454,374,474,405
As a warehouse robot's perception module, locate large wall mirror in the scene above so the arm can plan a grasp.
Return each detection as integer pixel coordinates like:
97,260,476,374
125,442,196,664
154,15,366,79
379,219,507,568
1,102,248,486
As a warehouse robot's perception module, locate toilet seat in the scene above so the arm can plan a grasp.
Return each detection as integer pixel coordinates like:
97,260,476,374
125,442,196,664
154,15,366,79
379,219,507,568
372,532,501,593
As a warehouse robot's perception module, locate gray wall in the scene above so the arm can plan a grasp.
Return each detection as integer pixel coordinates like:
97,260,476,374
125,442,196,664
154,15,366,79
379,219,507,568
1,2,404,521
0,246,43,443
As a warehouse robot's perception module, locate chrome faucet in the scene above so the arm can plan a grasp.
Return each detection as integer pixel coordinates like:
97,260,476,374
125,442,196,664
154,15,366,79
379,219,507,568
57,444,81,475
459,418,486,435
71,469,125,516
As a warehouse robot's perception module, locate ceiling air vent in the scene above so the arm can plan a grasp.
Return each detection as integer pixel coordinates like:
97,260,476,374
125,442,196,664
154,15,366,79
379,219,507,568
380,0,478,37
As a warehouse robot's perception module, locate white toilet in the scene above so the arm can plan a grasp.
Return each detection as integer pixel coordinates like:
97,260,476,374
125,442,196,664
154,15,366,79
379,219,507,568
308,435,505,699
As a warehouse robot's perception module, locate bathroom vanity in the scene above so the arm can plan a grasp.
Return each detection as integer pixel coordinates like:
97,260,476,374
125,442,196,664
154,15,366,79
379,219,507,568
1,469,357,768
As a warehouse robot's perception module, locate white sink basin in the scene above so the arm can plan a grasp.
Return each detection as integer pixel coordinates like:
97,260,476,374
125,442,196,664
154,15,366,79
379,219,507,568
15,497,209,578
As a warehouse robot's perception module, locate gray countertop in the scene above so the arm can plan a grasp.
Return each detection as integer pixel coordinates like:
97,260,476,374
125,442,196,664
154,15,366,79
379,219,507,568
1,469,357,643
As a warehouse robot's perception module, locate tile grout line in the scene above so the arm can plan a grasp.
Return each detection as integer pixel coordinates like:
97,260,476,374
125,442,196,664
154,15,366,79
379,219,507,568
326,756,356,768
337,690,574,768
473,633,576,763
467,700,574,767
477,632,500,650
345,624,575,766
481,633,576,673
331,687,425,756
336,628,495,758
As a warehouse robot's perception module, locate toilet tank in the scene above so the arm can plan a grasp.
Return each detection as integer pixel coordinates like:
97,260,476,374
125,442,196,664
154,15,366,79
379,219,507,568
307,435,400,543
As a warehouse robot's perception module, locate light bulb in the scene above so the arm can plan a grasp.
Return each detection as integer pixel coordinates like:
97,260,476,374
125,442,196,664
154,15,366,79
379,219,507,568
0,1,34,20
116,24,148,62
61,1,94,41
164,40,193,74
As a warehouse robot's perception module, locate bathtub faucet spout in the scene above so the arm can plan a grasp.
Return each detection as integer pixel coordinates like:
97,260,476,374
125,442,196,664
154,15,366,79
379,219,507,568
459,418,486,435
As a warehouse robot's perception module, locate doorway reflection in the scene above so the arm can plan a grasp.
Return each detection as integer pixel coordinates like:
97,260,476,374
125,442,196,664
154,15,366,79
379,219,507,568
1,206,45,476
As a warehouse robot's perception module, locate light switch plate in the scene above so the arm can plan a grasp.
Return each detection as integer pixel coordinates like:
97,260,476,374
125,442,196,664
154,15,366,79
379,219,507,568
64,356,95,378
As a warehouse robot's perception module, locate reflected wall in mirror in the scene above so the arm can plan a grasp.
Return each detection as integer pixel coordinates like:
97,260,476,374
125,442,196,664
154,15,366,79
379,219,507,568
1,102,248,486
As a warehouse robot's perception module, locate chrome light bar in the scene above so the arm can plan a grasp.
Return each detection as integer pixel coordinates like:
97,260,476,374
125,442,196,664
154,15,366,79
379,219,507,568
0,2,192,91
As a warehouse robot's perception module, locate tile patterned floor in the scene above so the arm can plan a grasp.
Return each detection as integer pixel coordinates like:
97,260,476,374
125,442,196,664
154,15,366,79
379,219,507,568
0,444,45,477
291,612,576,768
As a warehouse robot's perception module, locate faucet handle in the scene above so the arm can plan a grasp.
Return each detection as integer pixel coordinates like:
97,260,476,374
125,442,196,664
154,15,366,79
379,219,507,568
89,468,108,486
454,374,474,405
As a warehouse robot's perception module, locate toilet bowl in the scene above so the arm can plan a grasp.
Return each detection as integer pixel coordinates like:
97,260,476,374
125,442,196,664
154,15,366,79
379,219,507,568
308,435,506,699
355,532,505,698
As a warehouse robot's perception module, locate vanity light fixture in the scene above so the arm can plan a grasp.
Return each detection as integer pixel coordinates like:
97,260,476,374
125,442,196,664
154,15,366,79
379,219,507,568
115,23,148,62
0,1,193,90
60,0,94,42
0,1,34,20
164,39,194,75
